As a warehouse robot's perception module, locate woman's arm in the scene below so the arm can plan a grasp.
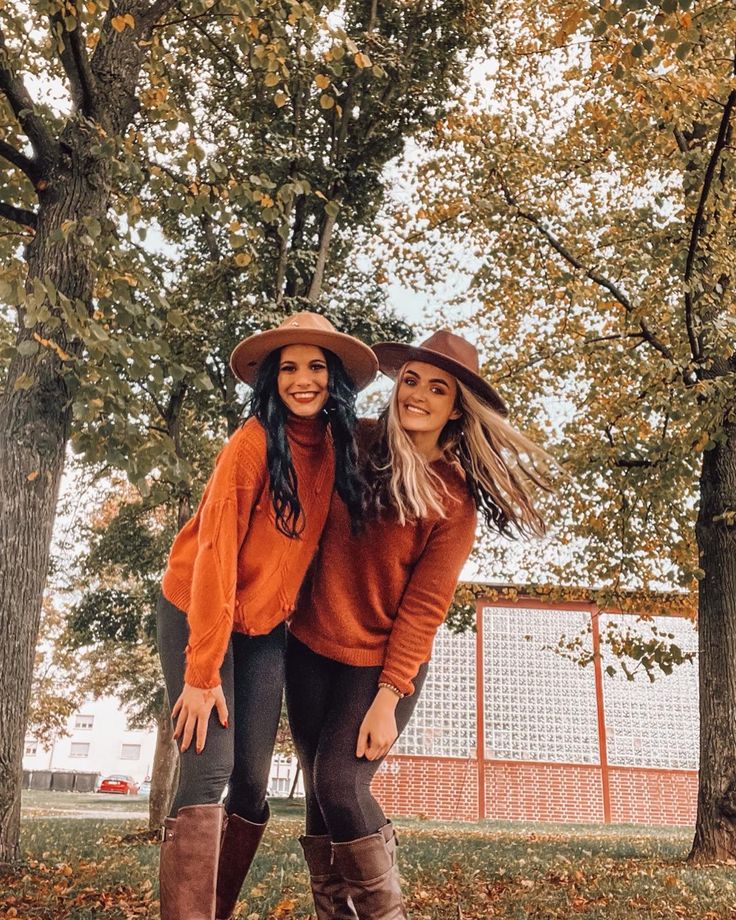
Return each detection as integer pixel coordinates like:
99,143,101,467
379,498,477,696
356,497,477,760
171,426,264,750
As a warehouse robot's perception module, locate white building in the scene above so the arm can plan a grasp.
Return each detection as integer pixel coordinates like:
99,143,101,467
23,696,303,795
23,697,157,784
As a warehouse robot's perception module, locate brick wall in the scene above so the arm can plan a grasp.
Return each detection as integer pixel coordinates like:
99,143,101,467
608,767,697,826
484,760,605,823
371,755,479,822
371,755,697,827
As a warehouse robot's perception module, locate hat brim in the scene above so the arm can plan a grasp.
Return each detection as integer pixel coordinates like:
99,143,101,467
372,342,508,416
231,328,378,390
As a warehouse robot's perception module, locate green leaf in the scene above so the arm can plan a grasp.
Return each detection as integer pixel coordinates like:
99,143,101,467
17,339,40,357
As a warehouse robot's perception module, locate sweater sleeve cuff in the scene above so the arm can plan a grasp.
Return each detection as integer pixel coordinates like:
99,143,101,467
379,667,416,697
184,654,221,691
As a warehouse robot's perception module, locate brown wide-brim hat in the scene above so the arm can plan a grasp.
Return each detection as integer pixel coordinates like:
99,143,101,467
373,329,508,416
230,312,378,390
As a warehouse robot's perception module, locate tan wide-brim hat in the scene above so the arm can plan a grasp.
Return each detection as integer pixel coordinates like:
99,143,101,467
230,312,378,390
373,329,508,416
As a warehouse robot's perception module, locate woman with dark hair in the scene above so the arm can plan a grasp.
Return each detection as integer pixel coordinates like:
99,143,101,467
156,312,377,920
286,330,554,920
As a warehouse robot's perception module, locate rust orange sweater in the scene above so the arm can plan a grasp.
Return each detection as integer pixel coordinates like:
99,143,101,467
162,415,334,689
290,422,477,695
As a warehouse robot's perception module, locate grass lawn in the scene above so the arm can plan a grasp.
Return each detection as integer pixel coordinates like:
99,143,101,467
2,791,735,918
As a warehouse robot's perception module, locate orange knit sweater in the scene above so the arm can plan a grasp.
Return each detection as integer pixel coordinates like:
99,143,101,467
162,414,334,689
290,421,477,695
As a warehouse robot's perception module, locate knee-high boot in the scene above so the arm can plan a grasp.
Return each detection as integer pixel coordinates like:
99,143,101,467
215,810,268,920
159,803,225,920
299,834,358,919
331,823,406,920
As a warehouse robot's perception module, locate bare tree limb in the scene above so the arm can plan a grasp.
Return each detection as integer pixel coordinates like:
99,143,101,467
50,3,97,117
0,139,39,182
683,83,736,364
144,0,187,27
0,201,37,228
0,27,59,172
307,205,340,302
673,127,689,153
494,179,676,364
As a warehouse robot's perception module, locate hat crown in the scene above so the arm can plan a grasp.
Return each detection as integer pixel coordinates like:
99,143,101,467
415,330,480,375
274,311,338,334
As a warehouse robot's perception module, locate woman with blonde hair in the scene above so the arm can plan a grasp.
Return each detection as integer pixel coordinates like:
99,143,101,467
286,330,552,919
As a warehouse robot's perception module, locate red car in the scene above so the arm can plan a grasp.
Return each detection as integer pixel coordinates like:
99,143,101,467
97,774,139,795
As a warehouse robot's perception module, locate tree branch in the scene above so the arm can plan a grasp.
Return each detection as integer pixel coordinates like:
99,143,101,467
144,0,186,26
307,205,339,302
0,27,59,172
50,3,97,117
494,179,675,364
0,201,37,228
0,139,39,182
683,84,736,364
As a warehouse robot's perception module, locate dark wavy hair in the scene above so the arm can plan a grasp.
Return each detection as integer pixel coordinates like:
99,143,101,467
246,347,365,538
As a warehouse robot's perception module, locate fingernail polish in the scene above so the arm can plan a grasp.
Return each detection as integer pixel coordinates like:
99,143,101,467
224,719,229,729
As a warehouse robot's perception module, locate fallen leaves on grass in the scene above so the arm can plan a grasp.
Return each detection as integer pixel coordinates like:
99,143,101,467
0,859,154,919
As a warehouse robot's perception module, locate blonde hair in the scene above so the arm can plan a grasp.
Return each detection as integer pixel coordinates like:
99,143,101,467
366,373,553,536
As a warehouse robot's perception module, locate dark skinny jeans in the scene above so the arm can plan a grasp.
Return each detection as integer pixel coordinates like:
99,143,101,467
285,632,427,843
157,595,285,821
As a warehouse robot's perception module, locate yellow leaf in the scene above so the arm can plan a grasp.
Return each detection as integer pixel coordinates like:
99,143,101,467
319,93,335,109
264,71,280,87
124,13,135,27
111,14,126,31
274,91,288,107
234,252,252,267
85,1,96,12
27,471,39,482
33,332,71,362
314,73,331,89
693,431,709,452
354,52,371,68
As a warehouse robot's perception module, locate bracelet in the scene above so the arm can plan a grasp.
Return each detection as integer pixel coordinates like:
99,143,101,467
378,681,405,699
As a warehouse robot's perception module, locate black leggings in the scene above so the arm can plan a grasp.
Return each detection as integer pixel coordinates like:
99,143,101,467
285,632,427,843
157,595,285,821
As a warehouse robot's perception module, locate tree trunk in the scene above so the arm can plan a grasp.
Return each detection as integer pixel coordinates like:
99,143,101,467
0,126,109,861
288,762,301,800
148,695,179,831
0,2,175,863
690,420,736,862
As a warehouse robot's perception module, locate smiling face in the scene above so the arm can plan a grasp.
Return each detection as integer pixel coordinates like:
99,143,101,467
396,360,462,448
277,345,330,418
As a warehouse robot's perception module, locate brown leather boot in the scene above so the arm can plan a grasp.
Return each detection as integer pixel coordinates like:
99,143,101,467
331,823,406,920
215,811,268,919
299,834,359,920
159,803,224,920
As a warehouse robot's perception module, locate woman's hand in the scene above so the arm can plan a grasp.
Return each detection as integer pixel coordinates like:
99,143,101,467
356,688,400,761
171,683,229,754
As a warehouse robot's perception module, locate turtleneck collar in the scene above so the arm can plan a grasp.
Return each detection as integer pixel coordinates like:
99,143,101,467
285,412,329,449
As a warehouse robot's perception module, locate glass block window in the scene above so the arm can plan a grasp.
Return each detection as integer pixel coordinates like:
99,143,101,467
393,624,477,758
70,742,90,758
121,743,141,761
75,714,94,730
484,606,600,764
602,614,698,769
